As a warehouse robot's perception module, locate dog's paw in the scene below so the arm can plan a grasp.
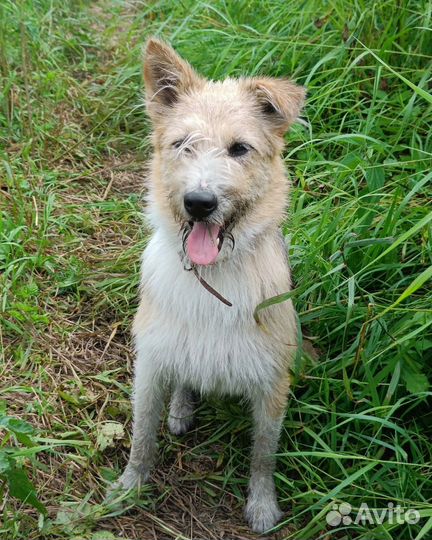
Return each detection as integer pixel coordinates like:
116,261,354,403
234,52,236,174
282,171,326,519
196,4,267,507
245,496,282,534
168,388,196,436
168,413,194,436
108,464,149,496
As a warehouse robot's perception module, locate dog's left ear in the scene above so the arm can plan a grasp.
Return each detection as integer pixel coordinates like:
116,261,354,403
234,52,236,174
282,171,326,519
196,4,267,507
144,38,202,119
249,77,306,134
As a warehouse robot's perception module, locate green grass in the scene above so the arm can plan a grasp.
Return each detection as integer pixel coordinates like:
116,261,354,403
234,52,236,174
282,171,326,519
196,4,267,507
1,0,431,539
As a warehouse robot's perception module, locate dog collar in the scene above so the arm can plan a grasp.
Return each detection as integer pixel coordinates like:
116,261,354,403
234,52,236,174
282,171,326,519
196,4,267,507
191,266,232,307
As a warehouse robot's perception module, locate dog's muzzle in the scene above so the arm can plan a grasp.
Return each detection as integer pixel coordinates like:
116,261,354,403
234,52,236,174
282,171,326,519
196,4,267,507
181,190,234,267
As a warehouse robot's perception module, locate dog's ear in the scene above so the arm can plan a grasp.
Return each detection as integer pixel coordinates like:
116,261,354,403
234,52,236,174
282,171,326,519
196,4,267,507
249,77,306,134
144,38,202,118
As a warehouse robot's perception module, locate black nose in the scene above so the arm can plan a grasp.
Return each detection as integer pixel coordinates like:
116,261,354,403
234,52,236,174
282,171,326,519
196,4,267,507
184,190,218,219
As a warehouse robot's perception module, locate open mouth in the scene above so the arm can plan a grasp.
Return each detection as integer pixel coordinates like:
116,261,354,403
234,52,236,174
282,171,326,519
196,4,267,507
182,221,233,266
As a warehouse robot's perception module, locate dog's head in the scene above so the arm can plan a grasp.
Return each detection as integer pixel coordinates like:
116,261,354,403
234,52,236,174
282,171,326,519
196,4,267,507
144,38,305,266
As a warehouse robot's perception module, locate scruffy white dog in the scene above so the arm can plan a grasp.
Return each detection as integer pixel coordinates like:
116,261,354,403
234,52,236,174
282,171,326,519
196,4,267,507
114,38,305,533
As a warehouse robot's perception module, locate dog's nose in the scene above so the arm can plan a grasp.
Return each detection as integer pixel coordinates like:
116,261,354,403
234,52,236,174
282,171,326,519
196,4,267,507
184,190,218,219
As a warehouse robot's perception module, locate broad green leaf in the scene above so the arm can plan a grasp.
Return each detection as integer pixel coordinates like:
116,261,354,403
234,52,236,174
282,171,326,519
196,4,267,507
404,372,429,394
0,416,35,435
0,450,11,474
5,465,46,515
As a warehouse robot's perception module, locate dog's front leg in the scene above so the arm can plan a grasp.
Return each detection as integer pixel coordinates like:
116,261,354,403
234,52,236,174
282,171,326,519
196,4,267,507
245,384,289,533
114,358,164,491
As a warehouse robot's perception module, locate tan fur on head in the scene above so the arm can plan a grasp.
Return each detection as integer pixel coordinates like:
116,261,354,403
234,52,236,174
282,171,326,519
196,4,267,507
142,38,306,258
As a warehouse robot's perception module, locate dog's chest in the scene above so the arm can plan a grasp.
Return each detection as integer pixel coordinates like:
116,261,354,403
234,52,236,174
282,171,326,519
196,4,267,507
137,231,284,395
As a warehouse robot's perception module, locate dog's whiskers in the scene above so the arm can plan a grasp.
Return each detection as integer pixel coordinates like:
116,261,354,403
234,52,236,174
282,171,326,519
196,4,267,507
175,132,211,157
180,222,192,254
223,231,235,251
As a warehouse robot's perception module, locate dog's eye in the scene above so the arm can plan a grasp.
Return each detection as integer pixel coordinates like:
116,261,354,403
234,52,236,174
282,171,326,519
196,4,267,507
172,139,191,154
227,142,251,158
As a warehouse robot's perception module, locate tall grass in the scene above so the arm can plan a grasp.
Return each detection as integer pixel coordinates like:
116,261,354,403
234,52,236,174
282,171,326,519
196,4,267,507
1,1,431,539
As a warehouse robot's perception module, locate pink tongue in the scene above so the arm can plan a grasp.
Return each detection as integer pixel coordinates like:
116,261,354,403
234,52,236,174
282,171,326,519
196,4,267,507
187,223,221,266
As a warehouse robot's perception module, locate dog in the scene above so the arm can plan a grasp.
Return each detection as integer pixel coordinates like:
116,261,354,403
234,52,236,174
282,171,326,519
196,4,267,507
114,37,305,534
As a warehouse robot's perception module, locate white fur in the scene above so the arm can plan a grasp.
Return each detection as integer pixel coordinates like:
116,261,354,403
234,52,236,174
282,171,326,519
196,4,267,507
134,225,294,397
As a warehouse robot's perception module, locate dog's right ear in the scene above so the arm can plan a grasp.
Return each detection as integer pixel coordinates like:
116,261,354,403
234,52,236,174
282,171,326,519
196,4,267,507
144,38,202,118
248,77,306,135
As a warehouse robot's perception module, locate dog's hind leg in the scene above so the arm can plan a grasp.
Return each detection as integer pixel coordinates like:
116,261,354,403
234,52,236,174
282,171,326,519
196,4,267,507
245,376,290,533
168,385,196,436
